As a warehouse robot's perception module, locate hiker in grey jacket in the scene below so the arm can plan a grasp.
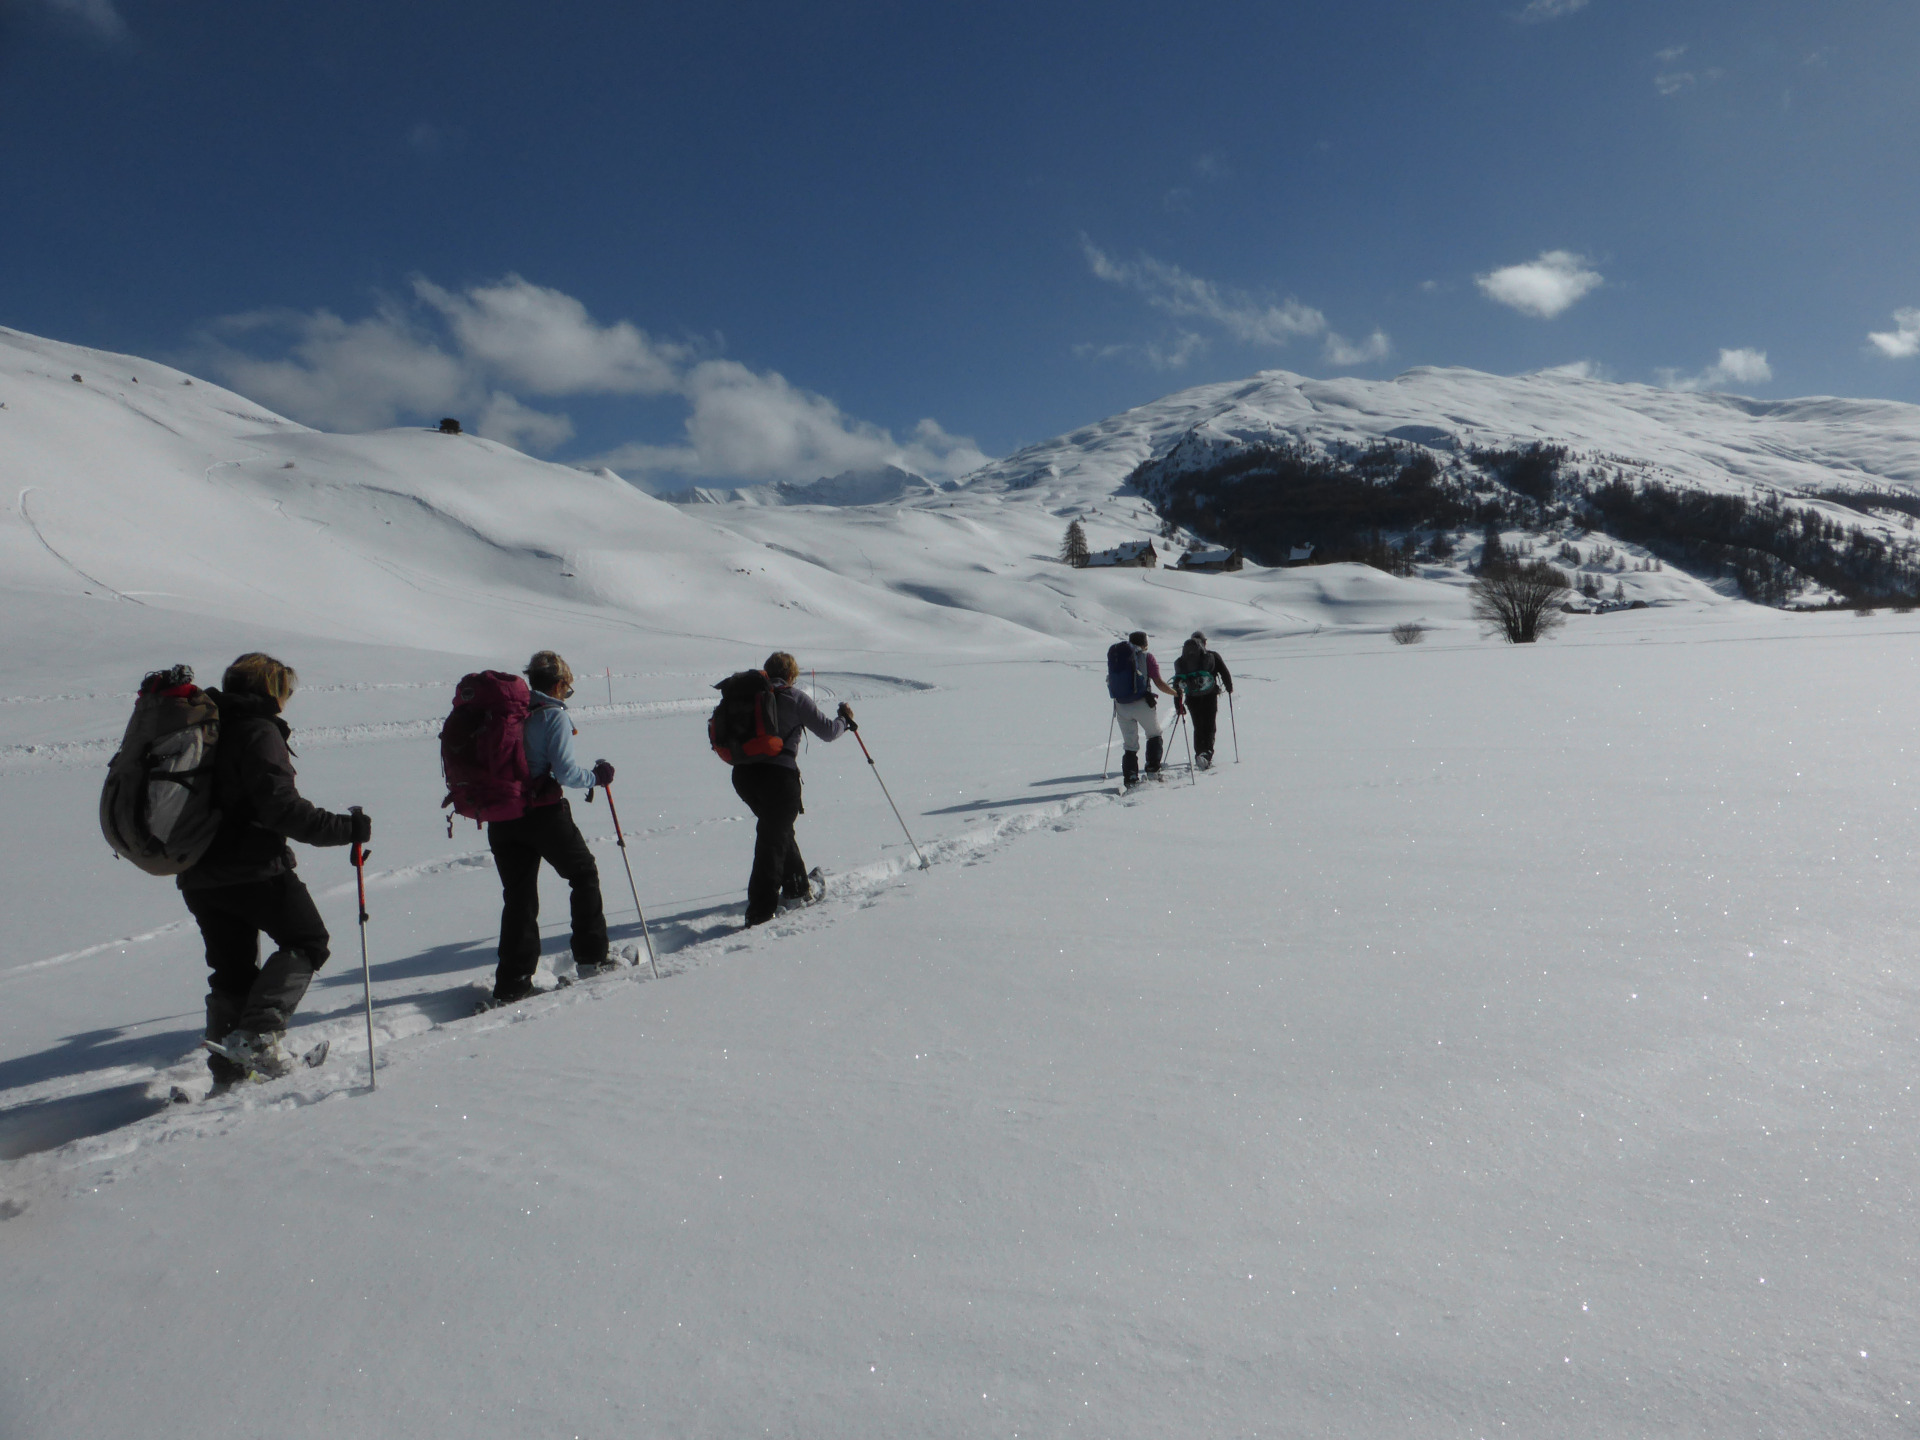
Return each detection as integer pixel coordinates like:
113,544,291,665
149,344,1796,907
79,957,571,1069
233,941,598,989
732,652,854,925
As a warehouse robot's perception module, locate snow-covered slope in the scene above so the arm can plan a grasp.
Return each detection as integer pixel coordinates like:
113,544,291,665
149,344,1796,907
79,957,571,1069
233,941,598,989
10,326,1920,1437
952,365,1920,503
0,327,1046,663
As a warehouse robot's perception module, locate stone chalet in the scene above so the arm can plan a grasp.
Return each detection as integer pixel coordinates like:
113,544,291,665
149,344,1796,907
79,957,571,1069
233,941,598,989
1176,545,1243,573
1084,539,1159,568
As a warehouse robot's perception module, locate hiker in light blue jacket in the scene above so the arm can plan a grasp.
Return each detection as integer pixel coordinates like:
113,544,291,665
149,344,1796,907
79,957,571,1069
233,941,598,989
486,650,618,1005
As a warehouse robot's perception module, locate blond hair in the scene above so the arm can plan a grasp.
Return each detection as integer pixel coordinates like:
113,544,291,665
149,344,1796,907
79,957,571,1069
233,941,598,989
525,650,574,694
763,651,799,683
222,652,298,703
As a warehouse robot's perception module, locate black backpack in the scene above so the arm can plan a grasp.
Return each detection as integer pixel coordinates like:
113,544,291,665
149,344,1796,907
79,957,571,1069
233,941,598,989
708,671,786,764
99,665,224,875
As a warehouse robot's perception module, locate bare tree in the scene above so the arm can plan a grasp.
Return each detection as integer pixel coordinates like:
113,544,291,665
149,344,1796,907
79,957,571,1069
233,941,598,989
1470,560,1570,643
1060,519,1090,567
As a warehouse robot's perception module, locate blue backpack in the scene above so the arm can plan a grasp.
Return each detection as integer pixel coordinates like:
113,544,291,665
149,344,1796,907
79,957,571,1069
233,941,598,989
1106,641,1148,702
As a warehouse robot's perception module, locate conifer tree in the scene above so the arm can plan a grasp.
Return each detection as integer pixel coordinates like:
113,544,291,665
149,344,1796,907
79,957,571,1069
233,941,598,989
1061,519,1090,567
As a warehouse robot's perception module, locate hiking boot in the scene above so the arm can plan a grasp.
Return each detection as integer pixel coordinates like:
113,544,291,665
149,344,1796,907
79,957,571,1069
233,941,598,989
215,1029,293,1080
576,958,621,979
1121,750,1140,786
1197,751,1212,770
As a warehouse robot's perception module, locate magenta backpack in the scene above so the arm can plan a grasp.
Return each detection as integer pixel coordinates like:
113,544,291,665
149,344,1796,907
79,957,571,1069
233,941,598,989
439,671,532,828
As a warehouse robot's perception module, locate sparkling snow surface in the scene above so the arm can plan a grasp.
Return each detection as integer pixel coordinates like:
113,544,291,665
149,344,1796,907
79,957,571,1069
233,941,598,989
3,328,1919,1436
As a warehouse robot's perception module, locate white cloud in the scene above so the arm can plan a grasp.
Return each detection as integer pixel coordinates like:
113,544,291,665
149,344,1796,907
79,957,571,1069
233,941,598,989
1533,359,1607,380
1515,0,1587,22
415,275,686,397
1082,239,1326,346
1073,333,1208,370
1654,71,1696,95
1867,308,1920,360
1475,250,1604,319
477,392,575,452
593,363,988,483
33,0,126,39
199,277,988,479
1654,45,1688,64
1659,347,1773,392
203,305,473,433
1322,330,1392,367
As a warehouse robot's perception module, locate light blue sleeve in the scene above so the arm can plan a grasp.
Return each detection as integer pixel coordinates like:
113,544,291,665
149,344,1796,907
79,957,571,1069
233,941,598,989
528,703,598,792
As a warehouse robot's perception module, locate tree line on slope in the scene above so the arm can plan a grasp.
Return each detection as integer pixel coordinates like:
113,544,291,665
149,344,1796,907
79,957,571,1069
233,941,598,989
1124,440,1920,606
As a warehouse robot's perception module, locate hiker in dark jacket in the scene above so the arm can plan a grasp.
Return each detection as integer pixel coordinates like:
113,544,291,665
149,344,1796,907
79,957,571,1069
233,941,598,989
732,652,854,926
178,653,368,1086
487,650,616,1005
1172,631,1233,769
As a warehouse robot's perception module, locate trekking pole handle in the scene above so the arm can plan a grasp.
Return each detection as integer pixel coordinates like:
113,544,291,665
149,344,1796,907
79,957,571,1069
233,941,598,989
348,807,369,920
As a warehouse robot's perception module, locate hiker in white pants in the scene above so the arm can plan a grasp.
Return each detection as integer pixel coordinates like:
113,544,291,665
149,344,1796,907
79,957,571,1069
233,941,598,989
1112,630,1178,785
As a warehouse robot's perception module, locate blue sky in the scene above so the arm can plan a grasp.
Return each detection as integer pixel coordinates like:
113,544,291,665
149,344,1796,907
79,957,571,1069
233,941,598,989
4,0,1917,486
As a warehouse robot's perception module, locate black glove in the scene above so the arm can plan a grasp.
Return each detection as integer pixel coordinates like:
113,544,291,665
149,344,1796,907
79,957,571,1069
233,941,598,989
592,759,615,787
1175,695,1187,716
349,811,372,845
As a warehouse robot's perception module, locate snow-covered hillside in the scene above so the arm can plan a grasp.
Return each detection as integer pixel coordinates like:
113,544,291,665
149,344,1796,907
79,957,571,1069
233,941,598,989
8,325,1920,1436
954,365,1920,501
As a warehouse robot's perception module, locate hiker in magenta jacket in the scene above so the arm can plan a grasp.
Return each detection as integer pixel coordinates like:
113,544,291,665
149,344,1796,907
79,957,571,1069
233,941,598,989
487,650,616,1004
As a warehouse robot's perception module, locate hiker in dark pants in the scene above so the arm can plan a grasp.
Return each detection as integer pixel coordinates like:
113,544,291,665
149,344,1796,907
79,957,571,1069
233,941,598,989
1173,631,1234,769
732,652,854,926
178,653,367,1086
487,650,616,1003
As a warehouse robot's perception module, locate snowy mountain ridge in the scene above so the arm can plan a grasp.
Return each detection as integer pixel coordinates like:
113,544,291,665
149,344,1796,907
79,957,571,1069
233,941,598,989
952,365,1920,503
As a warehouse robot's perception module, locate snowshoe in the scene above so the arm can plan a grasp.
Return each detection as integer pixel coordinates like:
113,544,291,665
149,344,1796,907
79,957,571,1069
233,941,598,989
474,981,536,1015
203,1030,292,1080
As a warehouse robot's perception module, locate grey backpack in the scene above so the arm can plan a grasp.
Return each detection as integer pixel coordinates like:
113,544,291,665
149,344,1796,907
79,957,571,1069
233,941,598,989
99,665,224,875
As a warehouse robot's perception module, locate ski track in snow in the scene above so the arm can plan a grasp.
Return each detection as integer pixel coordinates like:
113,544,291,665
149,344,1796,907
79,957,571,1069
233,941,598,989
0,770,1142,1196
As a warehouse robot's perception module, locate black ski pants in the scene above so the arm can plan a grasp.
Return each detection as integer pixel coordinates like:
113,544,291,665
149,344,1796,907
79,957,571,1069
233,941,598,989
182,872,330,1080
731,763,809,925
1187,693,1220,758
488,800,608,997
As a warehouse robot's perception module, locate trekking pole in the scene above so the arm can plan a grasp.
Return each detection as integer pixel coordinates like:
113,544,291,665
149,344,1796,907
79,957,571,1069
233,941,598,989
601,784,661,979
1103,711,1116,779
1228,691,1240,764
847,720,929,870
348,808,377,1091
1181,711,1197,786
